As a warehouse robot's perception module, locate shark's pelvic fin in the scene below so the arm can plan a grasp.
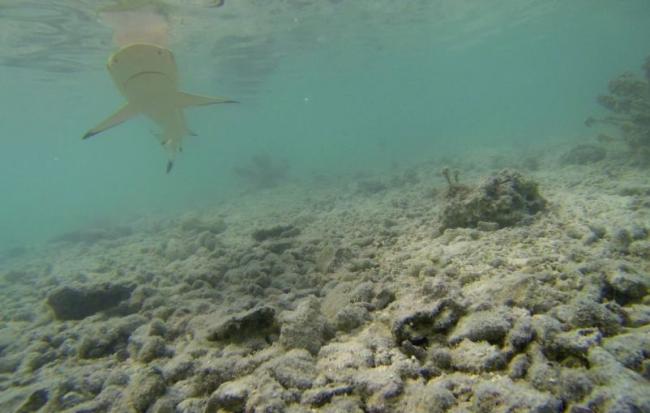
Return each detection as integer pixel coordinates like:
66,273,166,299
166,160,174,174
82,103,140,140
175,91,238,107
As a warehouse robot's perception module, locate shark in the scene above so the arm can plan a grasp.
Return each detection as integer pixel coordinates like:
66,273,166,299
82,43,236,172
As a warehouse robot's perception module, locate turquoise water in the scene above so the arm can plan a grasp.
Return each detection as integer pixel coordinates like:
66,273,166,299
1,0,649,248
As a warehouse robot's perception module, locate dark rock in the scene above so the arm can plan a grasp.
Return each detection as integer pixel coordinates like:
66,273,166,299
207,306,279,343
507,314,534,350
509,354,531,379
301,384,354,406
357,179,387,194
47,282,134,321
50,226,132,245
561,144,607,165
392,298,464,352
252,225,300,242
234,154,289,189
15,389,48,413
605,267,649,304
179,216,226,234
440,169,546,229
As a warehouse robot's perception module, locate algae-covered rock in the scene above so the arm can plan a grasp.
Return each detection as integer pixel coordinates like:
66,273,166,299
207,305,279,343
279,296,331,355
126,367,166,413
440,169,546,229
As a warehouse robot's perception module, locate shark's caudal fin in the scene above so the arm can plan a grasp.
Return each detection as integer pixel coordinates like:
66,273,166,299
175,91,238,107
82,103,140,140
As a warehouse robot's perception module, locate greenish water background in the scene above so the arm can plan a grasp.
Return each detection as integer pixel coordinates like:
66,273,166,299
1,0,649,249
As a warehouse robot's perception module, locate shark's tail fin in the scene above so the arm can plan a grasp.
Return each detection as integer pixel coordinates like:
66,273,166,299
175,92,238,107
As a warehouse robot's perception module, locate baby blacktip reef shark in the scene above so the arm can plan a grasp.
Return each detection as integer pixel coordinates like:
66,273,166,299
82,43,236,173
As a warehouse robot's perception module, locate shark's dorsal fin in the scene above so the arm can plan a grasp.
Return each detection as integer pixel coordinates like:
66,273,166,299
175,91,238,108
82,103,140,140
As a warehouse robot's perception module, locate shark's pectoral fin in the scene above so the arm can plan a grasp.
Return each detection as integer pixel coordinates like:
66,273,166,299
82,103,140,140
175,91,238,107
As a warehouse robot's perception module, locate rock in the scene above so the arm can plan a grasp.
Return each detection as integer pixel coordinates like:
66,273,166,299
356,179,387,195
242,373,288,412
448,307,513,345
301,384,355,407
629,240,650,258
206,378,251,412
551,328,602,362
252,225,300,242
78,315,146,359
164,238,194,261
207,306,279,344
265,349,317,390
175,397,207,413
440,169,547,229
450,339,506,373
606,267,649,304
560,144,606,165
553,297,623,336
317,396,364,413
126,367,166,413
180,216,226,234
14,389,48,413
392,298,464,352
601,328,650,371
46,282,134,320
332,304,370,332
137,336,171,362
585,346,650,412
279,296,331,355
509,353,531,379
625,303,650,327
403,380,457,413
473,377,563,412
353,366,404,407
317,341,375,382
506,314,534,350
49,226,131,245
557,368,594,404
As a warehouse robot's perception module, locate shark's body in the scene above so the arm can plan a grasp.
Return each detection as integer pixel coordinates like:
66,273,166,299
83,43,235,172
